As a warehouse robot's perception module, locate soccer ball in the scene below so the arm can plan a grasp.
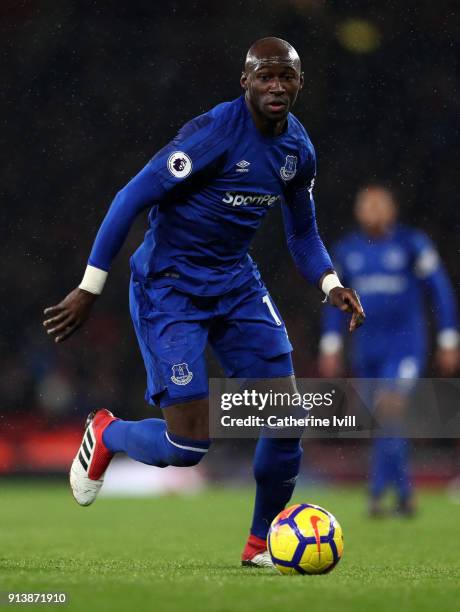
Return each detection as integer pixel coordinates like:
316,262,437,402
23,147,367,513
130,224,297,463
267,503,343,575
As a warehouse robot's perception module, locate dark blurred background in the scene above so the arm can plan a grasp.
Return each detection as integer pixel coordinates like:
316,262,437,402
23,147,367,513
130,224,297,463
1,0,459,479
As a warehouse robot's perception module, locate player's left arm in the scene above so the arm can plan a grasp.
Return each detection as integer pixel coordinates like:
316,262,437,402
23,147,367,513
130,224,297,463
281,149,364,333
413,232,460,375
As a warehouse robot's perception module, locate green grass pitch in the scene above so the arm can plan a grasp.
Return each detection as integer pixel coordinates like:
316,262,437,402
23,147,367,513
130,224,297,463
1,482,459,612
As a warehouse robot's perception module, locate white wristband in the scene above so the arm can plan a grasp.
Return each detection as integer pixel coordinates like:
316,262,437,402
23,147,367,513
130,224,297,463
437,329,460,350
321,273,343,297
319,332,343,355
79,265,108,295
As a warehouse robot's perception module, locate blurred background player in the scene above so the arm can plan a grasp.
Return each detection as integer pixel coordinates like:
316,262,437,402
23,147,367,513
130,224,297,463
42,38,364,565
319,184,459,515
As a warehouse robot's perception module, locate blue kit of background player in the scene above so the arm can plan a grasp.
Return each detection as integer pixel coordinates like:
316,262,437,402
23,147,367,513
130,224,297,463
319,185,459,515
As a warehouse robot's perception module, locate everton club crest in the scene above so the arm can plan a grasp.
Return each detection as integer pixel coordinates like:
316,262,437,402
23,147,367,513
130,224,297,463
280,155,297,181
171,362,193,385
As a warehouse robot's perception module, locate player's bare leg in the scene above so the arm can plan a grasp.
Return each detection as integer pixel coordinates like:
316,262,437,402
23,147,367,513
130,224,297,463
69,399,210,506
162,399,209,440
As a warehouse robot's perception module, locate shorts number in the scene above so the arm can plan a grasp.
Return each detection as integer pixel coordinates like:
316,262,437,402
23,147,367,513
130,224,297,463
262,295,282,326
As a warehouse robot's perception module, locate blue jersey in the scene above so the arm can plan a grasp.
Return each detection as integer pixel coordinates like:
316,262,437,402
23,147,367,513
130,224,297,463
88,96,332,296
321,225,458,366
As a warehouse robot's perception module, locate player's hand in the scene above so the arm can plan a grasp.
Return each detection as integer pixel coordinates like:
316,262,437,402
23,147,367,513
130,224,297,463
43,288,98,343
328,287,365,333
318,352,344,378
436,347,460,377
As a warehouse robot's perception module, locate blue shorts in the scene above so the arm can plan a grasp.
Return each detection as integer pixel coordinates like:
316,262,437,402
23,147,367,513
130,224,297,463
129,276,294,408
353,349,425,397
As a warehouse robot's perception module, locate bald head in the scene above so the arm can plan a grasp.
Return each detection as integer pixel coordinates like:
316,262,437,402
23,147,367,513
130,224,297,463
241,37,303,135
244,37,301,74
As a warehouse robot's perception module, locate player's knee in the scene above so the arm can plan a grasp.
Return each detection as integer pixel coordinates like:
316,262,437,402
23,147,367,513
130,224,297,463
164,431,211,467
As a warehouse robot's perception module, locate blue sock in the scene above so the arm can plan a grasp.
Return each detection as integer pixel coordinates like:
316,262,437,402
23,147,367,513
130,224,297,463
250,437,303,540
102,418,210,467
370,437,411,500
389,437,411,501
370,438,391,498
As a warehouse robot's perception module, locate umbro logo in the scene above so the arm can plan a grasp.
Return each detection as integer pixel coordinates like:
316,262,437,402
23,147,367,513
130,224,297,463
236,159,251,173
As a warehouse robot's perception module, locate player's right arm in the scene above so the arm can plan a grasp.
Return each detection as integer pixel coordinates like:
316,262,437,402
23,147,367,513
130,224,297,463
43,110,232,342
43,162,169,342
